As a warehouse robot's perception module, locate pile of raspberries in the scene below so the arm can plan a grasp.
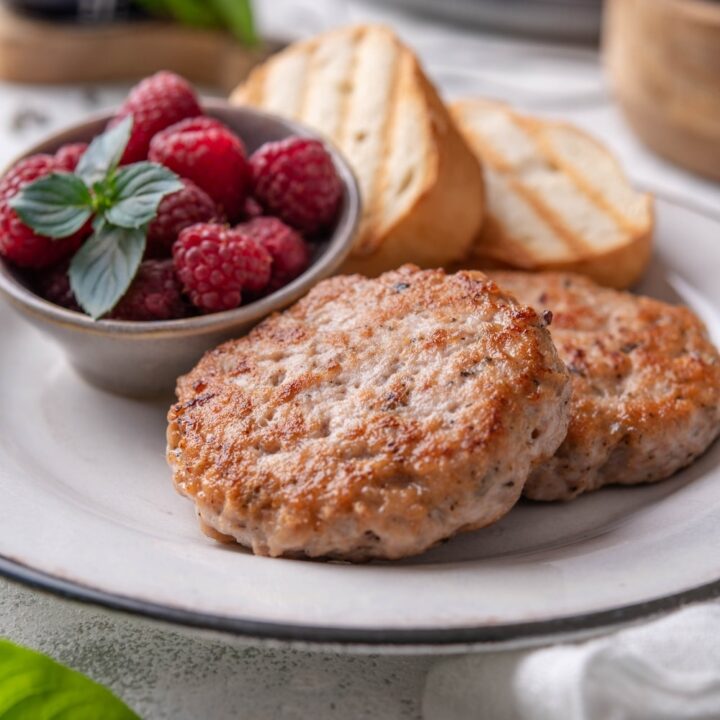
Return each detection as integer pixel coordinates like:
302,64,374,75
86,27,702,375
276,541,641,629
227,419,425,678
0,72,343,320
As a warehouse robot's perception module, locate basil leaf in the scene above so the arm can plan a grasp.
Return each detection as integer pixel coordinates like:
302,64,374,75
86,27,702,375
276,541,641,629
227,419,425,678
9,173,92,238
0,639,139,719
105,162,183,229
76,115,133,186
69,221,146,319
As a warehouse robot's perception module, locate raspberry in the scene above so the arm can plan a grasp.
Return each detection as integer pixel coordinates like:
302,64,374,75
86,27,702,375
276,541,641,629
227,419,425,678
158,116,225,134
250,138,342,235
108,260,187,321
34,262,81,312
54,143,88,172
240,217,311,291
0,204,83,269
149,117,249,220
0,154,56,202
111,71,202,164
0,154,85,269
146,180,219,258
173,223,272,313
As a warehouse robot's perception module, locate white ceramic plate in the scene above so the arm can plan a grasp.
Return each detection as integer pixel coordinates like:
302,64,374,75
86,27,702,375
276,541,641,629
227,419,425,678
1,195,719,650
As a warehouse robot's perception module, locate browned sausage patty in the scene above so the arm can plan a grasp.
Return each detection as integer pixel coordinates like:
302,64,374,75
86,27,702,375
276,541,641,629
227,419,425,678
491,271,720,501
167,266,571,560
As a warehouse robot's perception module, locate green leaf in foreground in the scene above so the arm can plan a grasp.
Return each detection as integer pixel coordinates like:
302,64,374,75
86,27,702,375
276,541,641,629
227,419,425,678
105,162,183,229
9,173,92,238
69,221,146,319
76,115,133,187
0,638,139,719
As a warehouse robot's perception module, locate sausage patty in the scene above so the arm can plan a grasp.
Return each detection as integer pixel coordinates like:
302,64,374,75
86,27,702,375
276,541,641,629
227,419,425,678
167,266,571,560
491,271,720,501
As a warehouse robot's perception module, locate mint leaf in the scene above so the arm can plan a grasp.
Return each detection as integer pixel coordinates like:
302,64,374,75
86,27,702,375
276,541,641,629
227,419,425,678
69,221,145,319
105,162,183,229
0,639,139,719
9,173,92,238
76,115,133,186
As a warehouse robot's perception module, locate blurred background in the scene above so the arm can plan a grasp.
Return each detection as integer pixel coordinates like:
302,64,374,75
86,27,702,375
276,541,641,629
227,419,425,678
1,0,604,40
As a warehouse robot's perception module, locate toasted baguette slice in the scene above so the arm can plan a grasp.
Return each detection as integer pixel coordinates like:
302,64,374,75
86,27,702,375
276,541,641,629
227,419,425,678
451,98,653,289
232,25,485,276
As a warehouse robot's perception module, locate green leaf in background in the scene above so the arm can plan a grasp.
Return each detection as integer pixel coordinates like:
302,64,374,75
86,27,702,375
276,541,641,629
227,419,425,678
105,162,183,229
210,0,257,46
69,221,146,319
135,0,257,46
9,173,92,239
76,115,133,187
156,0,222,27
0,638,139,719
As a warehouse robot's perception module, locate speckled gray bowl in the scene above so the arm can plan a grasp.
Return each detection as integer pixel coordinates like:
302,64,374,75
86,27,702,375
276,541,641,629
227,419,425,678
0,100,360,397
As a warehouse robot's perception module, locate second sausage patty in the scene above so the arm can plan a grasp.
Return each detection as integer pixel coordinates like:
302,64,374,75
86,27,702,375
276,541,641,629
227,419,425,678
491,271,720,501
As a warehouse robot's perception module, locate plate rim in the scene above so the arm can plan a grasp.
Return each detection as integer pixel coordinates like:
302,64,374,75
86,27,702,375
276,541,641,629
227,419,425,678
2,192,719,647
2,554,720,647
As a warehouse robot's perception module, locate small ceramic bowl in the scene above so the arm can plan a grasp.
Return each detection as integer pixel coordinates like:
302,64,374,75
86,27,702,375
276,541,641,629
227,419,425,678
0,100,360,397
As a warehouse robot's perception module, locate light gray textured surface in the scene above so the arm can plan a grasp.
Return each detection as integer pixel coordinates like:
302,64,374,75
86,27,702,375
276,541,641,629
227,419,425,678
0,578,433,719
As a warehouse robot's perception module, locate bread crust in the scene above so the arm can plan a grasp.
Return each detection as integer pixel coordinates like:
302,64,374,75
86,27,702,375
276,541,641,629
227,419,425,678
476,216,653,291
167,266,571,560
491,271,720,500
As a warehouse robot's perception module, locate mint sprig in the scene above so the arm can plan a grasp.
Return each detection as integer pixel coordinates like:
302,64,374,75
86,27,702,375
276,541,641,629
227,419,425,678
0,638,140,718
10,116,183,319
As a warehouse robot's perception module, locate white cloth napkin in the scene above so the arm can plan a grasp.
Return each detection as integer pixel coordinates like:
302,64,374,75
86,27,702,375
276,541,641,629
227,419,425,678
423,603,720,720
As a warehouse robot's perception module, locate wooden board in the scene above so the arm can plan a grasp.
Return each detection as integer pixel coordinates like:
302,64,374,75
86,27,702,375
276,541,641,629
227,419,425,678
603,0,720,181
0,5,279,91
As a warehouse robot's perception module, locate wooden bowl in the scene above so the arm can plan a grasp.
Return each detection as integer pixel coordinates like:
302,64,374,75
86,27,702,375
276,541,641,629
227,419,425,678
603,0,720,181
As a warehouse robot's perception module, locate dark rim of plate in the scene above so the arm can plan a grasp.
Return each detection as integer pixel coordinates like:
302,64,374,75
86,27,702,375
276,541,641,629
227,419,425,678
1,555,720,648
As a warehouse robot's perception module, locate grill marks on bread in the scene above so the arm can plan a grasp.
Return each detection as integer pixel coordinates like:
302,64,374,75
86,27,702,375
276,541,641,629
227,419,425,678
452,99,653,289
239,27,419,250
